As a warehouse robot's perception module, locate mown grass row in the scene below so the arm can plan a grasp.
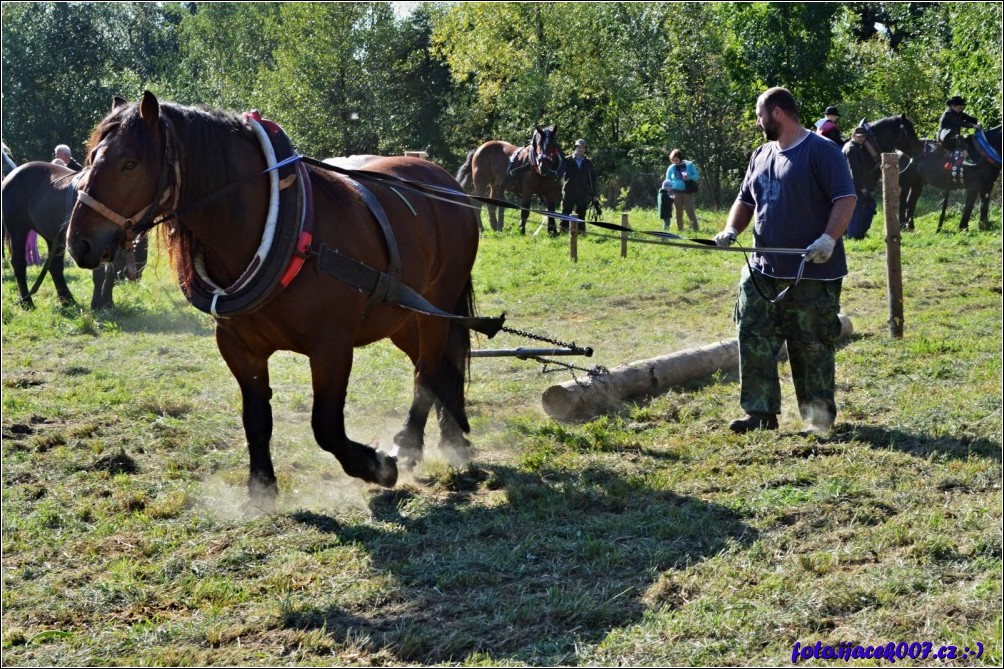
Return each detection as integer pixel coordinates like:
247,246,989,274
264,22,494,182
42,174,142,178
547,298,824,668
2,201,1001,665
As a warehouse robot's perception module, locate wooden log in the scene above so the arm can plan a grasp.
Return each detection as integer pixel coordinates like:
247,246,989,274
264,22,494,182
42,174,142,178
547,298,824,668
541,315,854,422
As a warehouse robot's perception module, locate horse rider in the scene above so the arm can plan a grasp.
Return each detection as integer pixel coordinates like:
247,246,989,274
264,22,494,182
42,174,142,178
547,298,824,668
53,144,82,171
814,106,843,145
938,95,981,176
558,139,598,235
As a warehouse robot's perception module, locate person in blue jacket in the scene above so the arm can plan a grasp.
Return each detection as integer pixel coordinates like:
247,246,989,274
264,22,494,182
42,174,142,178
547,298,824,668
664,149,700,231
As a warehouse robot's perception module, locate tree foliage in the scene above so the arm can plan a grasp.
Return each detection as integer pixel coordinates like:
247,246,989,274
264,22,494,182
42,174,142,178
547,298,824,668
2,1,999,205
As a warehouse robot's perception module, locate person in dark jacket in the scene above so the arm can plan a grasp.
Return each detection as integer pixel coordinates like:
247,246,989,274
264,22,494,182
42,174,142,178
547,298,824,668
814,106,843,145
843,128,878,239
559,138,598,234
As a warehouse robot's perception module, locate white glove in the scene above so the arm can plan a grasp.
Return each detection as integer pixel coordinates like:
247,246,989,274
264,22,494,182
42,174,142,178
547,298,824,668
714,228,739,247
805,233,836,263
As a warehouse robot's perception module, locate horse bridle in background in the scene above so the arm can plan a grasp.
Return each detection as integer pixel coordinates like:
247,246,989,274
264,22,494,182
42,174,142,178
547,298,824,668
74,116,181,246
861,121,915,173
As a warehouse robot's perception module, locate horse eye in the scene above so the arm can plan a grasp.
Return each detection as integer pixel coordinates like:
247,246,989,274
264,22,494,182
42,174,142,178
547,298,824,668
122,161,137,171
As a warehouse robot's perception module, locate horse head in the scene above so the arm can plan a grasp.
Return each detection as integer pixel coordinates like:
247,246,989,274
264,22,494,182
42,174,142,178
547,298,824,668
532,125,562,178
68,91,177,270
866,115,920,158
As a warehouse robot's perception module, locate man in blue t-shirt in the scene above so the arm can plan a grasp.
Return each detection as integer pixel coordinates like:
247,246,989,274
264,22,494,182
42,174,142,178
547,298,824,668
714,87,856,434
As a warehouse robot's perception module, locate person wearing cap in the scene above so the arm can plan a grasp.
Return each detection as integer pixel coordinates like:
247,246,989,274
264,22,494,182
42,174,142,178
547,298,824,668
843,127,878,239
559,138,598,234
53,144,82,171
814,106,843,145
713,87,856,434
938,95,980,154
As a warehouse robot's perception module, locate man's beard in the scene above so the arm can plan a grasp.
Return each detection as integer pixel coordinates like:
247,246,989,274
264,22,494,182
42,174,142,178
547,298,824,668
762,118,781,141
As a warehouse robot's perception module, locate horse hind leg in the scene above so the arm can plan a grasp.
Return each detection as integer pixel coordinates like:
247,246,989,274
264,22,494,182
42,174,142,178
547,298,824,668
46,236,77,306
396,287,475,468
390,319,436,470
431,283,476,464
7,228,35,309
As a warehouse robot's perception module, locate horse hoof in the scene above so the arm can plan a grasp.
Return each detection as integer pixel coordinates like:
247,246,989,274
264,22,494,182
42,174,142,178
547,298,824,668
389,443,422,472
244,480,278,515
439,437,474,467
372,450,399,487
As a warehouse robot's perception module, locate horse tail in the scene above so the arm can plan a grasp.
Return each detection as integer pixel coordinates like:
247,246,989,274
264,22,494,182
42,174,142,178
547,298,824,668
455,150,476,190
437,277,475,433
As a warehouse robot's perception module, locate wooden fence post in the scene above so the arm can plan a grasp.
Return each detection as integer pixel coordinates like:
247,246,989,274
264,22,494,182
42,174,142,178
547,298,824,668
621,213,630,258
570,218,578,263
882,152,904,338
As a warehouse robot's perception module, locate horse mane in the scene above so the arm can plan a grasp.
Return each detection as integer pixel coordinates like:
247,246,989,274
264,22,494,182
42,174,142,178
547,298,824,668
88,101,254,295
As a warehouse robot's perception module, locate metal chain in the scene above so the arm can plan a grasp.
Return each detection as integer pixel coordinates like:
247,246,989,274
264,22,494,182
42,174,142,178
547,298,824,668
497,326,603,380
500,324,583,352
527,356,609,379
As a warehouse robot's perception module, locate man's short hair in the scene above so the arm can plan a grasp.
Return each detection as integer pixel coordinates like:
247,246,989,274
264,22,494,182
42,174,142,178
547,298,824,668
758,87,800,121
54,144,71,157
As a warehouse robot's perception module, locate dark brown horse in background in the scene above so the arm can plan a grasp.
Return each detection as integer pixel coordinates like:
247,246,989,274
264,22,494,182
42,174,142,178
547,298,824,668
2,161,146,310
67,91,492,506
899,125,1002,231
457,125,563,234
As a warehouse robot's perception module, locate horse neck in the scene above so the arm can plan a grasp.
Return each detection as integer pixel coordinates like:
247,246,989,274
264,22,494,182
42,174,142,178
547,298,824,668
175,117,270,287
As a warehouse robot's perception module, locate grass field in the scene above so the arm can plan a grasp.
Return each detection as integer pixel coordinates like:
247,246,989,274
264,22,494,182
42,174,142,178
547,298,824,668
2,198,1001,666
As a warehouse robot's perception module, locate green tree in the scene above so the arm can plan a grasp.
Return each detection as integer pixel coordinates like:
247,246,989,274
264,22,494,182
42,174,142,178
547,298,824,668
943,2,1003,126
1,2,179,161
170,2,281,110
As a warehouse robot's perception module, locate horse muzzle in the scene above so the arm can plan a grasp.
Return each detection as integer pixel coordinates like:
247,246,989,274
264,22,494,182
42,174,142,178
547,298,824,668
67,217,126,270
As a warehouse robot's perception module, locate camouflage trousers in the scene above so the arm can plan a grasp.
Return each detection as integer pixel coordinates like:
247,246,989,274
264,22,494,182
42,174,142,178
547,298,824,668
734,267,843,422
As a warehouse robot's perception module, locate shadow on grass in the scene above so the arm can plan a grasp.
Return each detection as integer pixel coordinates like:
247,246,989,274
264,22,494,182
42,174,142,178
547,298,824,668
832,423,1001,462
289,463,756,664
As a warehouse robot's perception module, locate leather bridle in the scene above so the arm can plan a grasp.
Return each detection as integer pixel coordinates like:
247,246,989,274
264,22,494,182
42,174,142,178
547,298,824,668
74,116,181,246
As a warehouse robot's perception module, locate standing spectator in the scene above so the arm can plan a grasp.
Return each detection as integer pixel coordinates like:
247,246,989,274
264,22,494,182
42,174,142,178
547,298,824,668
713,87,856,433
559,139,598,234
814,106,843,145
843,127,879,239
664,149,700,231
53,144,82,171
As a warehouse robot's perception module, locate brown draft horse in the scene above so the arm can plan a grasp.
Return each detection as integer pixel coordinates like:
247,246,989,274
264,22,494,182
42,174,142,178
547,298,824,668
2,161,146,310
458,125,563,234
67,92,485,506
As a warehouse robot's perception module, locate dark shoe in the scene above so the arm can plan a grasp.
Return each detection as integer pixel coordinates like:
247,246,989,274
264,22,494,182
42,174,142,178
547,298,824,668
728,412,778,433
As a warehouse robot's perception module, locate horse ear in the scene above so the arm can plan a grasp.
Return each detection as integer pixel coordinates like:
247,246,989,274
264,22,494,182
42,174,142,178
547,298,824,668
112,96,127,111
139,90,160,125
552,124,558,135
535,125,544,134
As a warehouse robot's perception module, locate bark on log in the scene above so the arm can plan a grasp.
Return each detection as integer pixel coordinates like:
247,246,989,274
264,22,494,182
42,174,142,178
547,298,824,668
541,315,853,422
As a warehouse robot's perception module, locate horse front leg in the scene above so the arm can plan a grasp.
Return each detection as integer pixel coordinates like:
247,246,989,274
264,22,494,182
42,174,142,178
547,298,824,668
959,185,979,231
309,344,397,487
216,329,277,508
520,192,532,235
91,264,115,310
